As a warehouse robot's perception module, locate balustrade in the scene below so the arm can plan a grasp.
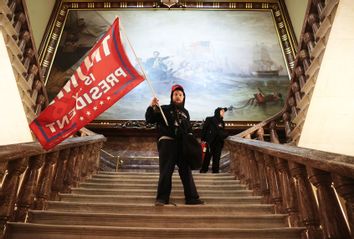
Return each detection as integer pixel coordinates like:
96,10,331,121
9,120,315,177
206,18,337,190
0,135,106,234
308,13,320,37
226,137,354,239
0,0,49,119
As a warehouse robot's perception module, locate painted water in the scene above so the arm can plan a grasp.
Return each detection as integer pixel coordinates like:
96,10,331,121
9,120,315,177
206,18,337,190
98,73,289,121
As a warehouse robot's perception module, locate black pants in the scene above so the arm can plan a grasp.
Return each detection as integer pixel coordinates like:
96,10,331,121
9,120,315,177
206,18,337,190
200,141,223,173
156,139,199,203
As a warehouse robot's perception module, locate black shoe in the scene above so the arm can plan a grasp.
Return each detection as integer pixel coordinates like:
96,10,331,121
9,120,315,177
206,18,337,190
155,200,168,206
185,198,205,205
199,170,207,173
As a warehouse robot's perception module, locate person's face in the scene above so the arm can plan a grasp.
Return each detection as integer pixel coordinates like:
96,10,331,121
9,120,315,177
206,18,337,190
220,109,225,118
172,90,184,105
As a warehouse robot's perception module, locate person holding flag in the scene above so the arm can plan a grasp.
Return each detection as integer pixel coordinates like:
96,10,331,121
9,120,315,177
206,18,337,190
29,18,144,150
146,84,204,206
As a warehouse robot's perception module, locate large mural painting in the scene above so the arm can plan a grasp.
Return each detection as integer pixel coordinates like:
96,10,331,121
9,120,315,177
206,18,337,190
46,10,290,121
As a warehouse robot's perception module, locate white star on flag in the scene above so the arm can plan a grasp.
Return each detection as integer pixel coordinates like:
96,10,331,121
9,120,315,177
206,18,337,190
86,111,91,116
80,117,84,121
107,96,111,100
93,106,98,111
100,101,104,105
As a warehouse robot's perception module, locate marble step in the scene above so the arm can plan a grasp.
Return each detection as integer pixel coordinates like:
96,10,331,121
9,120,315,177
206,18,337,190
71,188,254,197
119,165,159,170
59,194,262,205
47,201,275,215
86,178,242,185
111,168,159,173
98,171,231,176
79,182,247,190
28,210,288,229
92,174,236,180
7,223,305,239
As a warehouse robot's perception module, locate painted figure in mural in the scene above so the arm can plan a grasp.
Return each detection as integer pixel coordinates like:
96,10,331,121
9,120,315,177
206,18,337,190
145,51,172,81
252,87,283,105
200,107,229,173
145,84,204,206
227,87,283,111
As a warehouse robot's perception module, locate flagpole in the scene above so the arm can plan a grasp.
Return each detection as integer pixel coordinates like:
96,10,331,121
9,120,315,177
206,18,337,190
119,19,169,127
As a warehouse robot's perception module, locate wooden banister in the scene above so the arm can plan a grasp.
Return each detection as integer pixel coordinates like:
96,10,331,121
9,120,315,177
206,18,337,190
0,134,105,162
0,134,106,234
226,136,354,239
0,0,49,125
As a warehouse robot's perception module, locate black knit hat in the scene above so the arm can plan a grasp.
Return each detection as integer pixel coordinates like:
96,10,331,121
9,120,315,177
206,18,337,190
170,84,185,106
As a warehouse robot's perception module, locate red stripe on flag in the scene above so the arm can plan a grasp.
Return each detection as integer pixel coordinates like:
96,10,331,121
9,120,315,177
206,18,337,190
30,18,144,150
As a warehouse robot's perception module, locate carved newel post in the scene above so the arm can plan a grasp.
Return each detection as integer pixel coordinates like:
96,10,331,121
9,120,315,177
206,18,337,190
51,149,70,200
0,158,28,230
15,155,44,221
63,147,79,193
288,162,322,239
263,154,284,213
35,151,59,210
332,174,354,237
254,151,270,204
307,168,351,239
275,158,300,227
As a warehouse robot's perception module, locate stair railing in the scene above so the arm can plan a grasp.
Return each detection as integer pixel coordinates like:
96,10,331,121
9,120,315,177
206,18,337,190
100,149,122,172
227,2,344,237
236,0,339,145
226,135,354,239
0,133,106,236
0,4,110,237
0,0,49,123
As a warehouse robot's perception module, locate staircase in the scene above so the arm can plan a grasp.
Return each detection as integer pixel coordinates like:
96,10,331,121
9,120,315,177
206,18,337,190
7,171,304,239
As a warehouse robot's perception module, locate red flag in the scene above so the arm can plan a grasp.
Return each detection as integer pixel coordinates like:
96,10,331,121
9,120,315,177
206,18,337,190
30,18,144,150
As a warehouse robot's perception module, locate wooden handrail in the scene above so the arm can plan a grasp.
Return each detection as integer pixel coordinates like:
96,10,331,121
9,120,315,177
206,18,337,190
0,134,106,163
227,136,354,179
79,127,99,136
0,0,49,124
0,134,106,235
235,105,287,138
226,135,354,239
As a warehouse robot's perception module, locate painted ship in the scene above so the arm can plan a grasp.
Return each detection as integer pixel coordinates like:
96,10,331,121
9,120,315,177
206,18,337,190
251,44,282,77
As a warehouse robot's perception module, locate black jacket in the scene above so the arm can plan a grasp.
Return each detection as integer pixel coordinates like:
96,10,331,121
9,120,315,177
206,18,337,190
145,104,192,139
201,114,228,145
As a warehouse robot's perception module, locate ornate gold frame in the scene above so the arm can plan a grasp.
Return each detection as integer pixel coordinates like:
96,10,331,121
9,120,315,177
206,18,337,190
39,0,297,127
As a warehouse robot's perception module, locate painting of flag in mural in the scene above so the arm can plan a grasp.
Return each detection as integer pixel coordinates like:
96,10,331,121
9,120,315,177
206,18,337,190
46,10,291,121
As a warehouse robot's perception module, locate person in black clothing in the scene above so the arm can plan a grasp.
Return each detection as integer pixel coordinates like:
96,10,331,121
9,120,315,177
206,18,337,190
200,107,229,173
145,84,204,206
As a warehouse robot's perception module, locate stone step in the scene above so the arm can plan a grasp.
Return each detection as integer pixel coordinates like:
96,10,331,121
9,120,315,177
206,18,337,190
79,182,247,190
28,210,288,229
47,201,275,215
7,223,305,239
86,178,242,185
47,201,274,216
98,171,231,176
119,165,159,170
71,188,254,197
59,194,262,205
92,174,236,180
112,168,160,173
